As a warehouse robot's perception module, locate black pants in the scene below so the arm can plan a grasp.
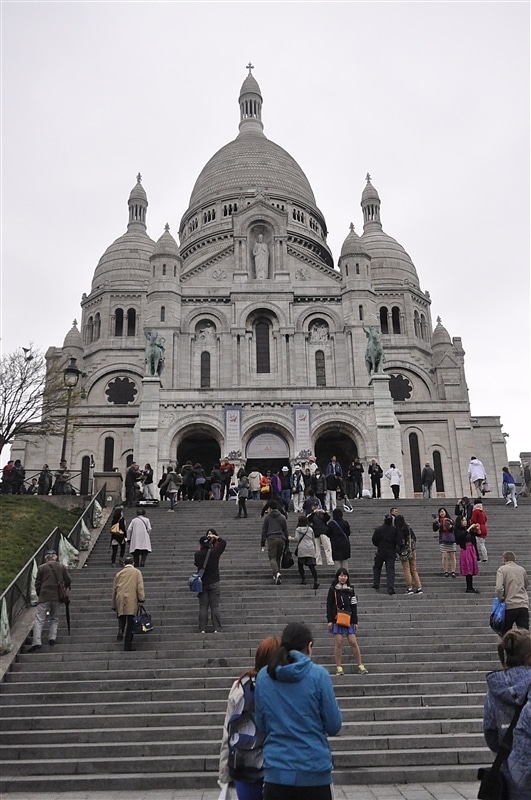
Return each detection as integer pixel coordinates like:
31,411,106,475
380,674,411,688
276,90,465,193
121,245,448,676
391,484,400,499
502,607,529,634
373,552,396,591
111,542,126,564
371,478,381,498
133,550,148,568
237,498,248,517
298,562,318,584
118,614,135,650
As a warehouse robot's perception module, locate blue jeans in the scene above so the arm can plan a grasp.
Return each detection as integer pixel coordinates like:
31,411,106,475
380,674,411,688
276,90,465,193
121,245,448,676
235,780,264,800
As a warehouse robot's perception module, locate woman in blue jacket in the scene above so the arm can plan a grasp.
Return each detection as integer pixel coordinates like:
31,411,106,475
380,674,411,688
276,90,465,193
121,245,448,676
254,622,342,800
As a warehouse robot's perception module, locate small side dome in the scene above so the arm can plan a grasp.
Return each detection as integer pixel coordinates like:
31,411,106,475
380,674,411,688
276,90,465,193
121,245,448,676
151,223,180,259
432,316,452,348
340,223,370,258
63,320,84,353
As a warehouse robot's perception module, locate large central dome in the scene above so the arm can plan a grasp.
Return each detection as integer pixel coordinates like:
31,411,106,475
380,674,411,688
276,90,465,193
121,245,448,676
189,132,316,209
185,70,318,213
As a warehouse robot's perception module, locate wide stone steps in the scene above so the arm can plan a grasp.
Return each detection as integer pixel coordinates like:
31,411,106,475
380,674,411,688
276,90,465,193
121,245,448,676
1,496,529,793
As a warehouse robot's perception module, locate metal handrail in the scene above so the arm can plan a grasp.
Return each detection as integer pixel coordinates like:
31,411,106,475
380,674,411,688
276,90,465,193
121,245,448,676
0,485,107,629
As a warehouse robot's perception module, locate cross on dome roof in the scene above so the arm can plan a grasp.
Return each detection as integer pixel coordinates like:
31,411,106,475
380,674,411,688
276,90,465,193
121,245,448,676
246,61,254,75
366,172,372,183
136,173,142,183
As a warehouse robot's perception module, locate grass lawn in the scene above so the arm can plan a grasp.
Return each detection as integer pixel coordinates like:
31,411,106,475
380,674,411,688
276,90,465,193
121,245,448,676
0,497,84,593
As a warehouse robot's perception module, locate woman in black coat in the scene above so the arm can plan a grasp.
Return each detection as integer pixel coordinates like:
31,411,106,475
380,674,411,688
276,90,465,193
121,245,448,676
326,508,351,569
110,507,127,566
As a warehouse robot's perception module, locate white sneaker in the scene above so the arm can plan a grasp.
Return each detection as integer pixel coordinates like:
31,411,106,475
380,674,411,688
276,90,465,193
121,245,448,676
506,500,512,505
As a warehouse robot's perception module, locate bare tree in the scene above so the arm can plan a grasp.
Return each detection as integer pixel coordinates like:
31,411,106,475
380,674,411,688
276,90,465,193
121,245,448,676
0,347,72,455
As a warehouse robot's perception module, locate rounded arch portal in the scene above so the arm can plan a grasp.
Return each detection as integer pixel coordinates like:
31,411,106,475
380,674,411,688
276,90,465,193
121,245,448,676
313,429,359,474
176,431,221,475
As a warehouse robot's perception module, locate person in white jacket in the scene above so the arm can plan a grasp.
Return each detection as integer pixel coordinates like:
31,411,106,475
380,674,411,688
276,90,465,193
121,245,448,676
384,464,402,499
468,456,487,497
219,636,280,800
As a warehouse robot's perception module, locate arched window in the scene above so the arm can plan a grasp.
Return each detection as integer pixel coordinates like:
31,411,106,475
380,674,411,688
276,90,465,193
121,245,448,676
356,263,360,275
392,306,401,334
114,308,124,337
409,432,422,493
256,321,270,373
94,313,101,341
160,306,165,323
414,310,420,337
104,437,114,471
87,316,94,343
358,305,364,321
379,306,389,334
315,350,326,386
162,263,166,276
126,308,136,337
200,351,211,388
433,451,445,493
420,314,426,341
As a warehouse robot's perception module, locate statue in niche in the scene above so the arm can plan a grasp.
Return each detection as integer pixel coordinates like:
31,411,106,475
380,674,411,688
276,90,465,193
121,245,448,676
310,322,329,343
198,322,216,343
363,324,384,375
145,328,165,377
253,233,269,279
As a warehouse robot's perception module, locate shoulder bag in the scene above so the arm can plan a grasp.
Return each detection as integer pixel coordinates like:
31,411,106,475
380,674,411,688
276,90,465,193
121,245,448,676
51,563,70,605
294,526,311,557
188,547,212,594
477,703,524,800
334,591,352,627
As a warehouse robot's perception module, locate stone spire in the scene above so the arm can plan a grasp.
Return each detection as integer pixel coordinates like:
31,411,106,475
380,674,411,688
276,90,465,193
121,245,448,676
238,64,264,134
361,173,382,230
128,173,148,229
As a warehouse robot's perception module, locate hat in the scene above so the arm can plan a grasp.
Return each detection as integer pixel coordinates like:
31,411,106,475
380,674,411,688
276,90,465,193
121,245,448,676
282,466,289,472
294,464,301,470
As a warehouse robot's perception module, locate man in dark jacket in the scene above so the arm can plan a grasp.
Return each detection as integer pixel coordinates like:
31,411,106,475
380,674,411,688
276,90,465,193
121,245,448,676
261,502,288,585
421,463,436,499
29,550,72,651
194,530,227,632
372,515,400,595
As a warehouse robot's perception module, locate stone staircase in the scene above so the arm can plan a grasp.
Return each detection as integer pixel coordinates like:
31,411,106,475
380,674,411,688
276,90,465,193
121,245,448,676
1,495,529,793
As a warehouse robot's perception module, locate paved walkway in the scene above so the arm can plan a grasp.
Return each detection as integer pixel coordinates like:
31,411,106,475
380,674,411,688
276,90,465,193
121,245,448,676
3,782,479,799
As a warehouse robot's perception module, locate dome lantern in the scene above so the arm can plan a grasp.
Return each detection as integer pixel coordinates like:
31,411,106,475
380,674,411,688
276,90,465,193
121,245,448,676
361,173,381,229
238,62,264,135
128,173,148,229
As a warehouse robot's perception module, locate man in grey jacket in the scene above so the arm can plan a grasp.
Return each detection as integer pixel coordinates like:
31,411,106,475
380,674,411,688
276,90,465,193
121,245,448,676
261,501,288,585
29,550,71,651
496,551,529,634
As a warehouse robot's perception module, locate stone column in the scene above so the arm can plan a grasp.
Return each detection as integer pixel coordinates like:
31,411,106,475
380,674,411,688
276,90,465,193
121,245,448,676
370,373,404,498
134,377,161,469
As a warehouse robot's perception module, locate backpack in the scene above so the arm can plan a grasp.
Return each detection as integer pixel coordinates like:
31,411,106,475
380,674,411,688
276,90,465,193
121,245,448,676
227,677,264,782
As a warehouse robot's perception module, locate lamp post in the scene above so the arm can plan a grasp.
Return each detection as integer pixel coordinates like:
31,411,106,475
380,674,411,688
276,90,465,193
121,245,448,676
60,357,82,464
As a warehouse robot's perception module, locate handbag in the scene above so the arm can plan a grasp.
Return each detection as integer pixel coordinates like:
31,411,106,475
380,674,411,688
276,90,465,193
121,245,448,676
51,563,70,605
334,590,351,627
110,522,121,534
482,481,491,494
489,598,506,635
477,703,524,799
280,547,294,569
188,547,211,594
335,610,351,627
132,605,153,634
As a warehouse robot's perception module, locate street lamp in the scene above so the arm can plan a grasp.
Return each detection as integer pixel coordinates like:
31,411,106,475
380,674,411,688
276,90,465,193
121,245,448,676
60,357,82,463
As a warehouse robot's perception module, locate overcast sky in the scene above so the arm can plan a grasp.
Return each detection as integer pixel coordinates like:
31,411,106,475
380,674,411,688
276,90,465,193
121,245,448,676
1,1,529,464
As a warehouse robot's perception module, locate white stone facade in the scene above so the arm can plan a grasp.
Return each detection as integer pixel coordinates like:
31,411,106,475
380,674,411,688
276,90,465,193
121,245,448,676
12,70,508,498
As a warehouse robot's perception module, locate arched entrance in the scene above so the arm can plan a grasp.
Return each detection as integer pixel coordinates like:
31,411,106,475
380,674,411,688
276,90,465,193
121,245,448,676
314,430,358,474
177,432,221,474
245,431,290,475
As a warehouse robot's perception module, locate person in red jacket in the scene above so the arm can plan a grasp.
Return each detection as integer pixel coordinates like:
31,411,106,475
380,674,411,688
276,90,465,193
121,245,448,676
470,499,488,562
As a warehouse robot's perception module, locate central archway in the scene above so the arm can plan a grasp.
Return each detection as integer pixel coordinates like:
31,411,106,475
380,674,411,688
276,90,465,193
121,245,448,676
245,431,290,475
176,432,221,474
314,430,358,474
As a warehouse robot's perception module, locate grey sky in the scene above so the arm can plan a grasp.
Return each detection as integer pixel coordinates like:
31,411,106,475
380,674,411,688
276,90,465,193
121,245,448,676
1,1,529,463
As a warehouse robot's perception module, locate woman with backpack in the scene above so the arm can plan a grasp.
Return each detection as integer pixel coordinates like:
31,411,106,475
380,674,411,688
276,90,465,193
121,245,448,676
219,636,280,800
432,507,456,578
394,514,423,594
289,514,319,589
255,622,342,800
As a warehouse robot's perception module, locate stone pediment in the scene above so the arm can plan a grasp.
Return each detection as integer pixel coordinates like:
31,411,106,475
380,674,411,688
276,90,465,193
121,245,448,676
433,351,460,370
